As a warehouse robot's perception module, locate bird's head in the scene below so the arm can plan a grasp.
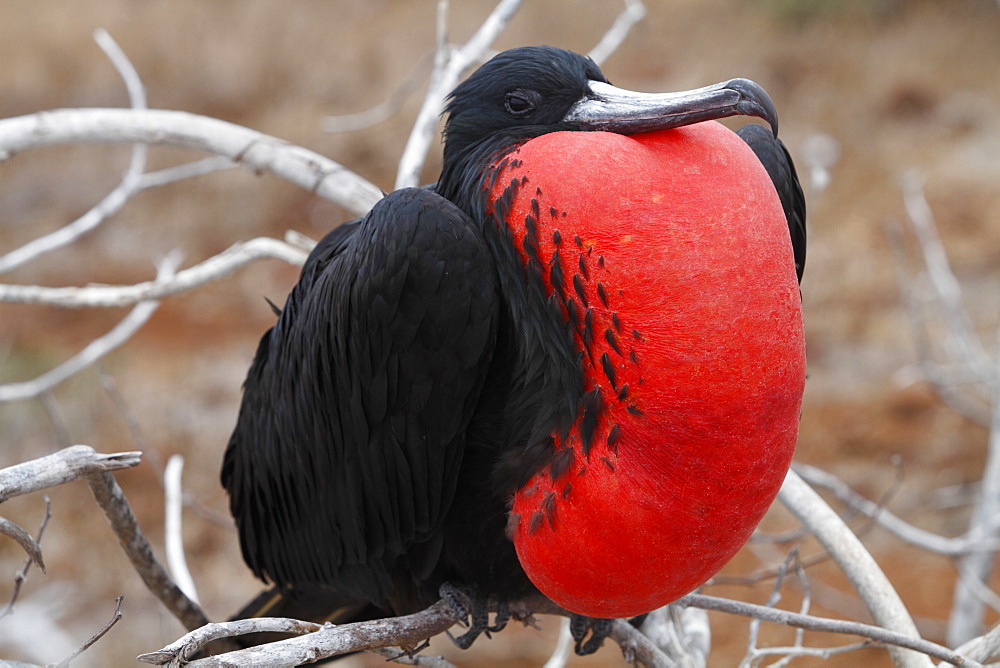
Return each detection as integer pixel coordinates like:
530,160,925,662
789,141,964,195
440,46,779,193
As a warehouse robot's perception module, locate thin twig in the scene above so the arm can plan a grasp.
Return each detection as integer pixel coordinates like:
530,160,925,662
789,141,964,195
901,171,992,382
136,155,236,188
323,51,435,134
367,646,457,667
0,496,51,619
949,323,1000,646
0,237,306,308
0,29,147,275
0,517,45,571
53,595,125,667
38,390,72,448
395,0,523,189
886,218,992,426
793,462,1000,556
98,367,233,529
587,0,647,66
680,594,977,667
0,253,179,402
956,622,1000,665
164,455,199,605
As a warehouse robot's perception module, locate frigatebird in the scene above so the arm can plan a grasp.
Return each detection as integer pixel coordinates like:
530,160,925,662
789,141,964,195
222,45,806,655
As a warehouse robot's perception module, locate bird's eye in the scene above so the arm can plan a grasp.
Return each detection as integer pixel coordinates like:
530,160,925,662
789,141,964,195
504,89,538,117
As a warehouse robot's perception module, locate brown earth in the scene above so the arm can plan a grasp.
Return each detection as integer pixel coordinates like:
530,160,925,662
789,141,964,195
1,1,999,665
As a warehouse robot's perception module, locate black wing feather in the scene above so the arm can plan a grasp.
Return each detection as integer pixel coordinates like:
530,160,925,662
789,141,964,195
222,187,498,603
737,123,807,283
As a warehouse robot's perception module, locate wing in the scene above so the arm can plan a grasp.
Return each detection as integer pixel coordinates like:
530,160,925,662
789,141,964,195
737,123,807,283
222,187,499,603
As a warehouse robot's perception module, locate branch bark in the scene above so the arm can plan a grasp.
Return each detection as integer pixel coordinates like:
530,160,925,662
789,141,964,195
85,468,209,632
0,108,383,217
0,445,140,503
0,237,307,308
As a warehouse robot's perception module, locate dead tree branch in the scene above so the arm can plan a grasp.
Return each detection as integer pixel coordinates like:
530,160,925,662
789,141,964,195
0,446,140,503
140,598,674,668
778,470,932,667
52,595,125,668
0,497,51,619
0,517,45,572
0,30,147,275
395,0,524,189
587,0,647,66
0,237,307,308
0,108,383,217
0,253,179,402
137,618,323,665
793,462,1000,556
85,468,209,632
679,594,977,667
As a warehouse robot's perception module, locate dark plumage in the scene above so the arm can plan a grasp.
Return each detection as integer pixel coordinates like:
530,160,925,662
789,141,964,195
221,45,805,649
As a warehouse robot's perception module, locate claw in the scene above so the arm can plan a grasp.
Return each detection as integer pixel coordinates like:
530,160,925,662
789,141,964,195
569,614,613,655
439,582,471,623
489,600,510,633
439,583,507,649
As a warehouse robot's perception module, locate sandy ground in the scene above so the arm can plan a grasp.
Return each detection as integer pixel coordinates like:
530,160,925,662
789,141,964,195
1,1,999,665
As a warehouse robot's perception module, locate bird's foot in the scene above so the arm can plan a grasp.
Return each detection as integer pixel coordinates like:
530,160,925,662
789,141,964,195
439,583,507,649
570,614,613,655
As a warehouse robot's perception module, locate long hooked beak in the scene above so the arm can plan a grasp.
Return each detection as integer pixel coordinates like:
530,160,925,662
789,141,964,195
563,78,779,137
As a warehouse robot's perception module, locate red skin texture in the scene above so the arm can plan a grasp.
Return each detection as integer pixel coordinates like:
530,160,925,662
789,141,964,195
492,122,806,618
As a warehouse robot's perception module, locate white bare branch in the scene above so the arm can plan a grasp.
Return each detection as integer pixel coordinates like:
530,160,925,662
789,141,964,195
0,253,179,402
0,446,140,503
680,594,975,667
137,618,323,665
588,0,647,66
164,455,199,605
0,517,45,572
892,172,1000,647
901,171,994,383
542,617,572,668
777,470,932,667
394,0,523,189
153,603,460,667
950,375,1000,645
0,497,51,620
0,237,307,308
323,52,435,134
137,155,237,188
956,622,1000,665
637,604,709,668
0,30,148,275
86,465,209,632
793,462,1000,556
0,108,383,217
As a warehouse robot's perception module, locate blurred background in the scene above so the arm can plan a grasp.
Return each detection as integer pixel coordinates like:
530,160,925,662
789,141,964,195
1,0,999,665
